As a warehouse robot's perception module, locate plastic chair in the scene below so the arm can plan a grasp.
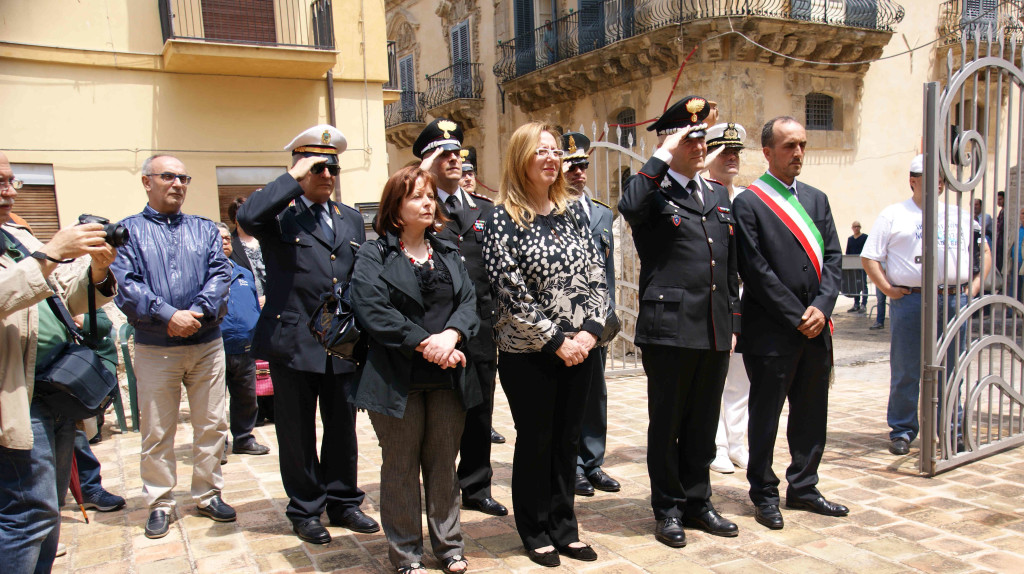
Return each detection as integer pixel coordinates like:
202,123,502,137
117,323,140,432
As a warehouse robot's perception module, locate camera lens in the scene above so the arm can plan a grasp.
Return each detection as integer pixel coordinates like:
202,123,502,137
106,224,130,247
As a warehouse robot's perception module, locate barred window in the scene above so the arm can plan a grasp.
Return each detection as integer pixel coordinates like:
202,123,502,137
805,93,834,131
617,108,636,147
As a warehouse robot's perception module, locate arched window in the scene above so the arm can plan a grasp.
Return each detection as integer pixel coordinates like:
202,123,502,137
805,93,834,131
616,108,636,147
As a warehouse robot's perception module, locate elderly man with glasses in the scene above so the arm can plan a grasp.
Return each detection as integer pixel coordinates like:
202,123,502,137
110,154,235,539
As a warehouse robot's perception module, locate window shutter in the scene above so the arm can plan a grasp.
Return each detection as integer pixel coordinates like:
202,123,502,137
200,0,276,43
12,184,59,242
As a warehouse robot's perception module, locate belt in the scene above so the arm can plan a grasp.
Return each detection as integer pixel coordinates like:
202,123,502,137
897,283,969,295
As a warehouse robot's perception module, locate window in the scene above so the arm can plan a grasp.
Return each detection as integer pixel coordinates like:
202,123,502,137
200,0,276,44
616,108,636,147
805,93,834,131
451,20,473,98
10,164,58,242
215,166,287,226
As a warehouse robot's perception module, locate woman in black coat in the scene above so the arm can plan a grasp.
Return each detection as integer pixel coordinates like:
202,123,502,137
351,166,480,574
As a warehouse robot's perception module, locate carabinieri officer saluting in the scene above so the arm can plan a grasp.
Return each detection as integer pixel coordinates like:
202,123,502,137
618,95,741,548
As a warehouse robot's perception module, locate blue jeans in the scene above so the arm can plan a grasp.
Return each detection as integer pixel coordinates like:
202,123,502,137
875,288,887,325
888,292,967,443
0,398,76,574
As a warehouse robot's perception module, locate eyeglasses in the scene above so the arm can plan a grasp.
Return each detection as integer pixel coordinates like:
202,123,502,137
567,163,590,171
0,178,24,190
146,172,192,185
535,147,565,159
310,163,340,176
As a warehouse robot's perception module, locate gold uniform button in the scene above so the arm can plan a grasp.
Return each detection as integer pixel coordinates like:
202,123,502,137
275,314,281,319
332,278,338,284
702,216,707,222
712,284,717,291
295,238,300,243
708,237,714,244
658,294,664,300
330,254,336,260
711,260,717,267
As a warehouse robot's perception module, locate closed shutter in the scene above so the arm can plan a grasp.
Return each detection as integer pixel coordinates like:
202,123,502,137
14,185,60,242
217,185,264,226
579,0,604,52
451,21,472,98
514,0,535,75
201,0,276,44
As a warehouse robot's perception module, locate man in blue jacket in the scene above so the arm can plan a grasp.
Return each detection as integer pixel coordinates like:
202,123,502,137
111,154,234,539
216,223,269,459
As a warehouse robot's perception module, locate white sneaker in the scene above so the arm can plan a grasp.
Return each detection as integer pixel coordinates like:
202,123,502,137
710,451,735,474
730,450,749,470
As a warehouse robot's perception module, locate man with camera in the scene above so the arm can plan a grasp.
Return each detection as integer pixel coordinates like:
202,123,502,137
110,154,235,539
0,150,118,572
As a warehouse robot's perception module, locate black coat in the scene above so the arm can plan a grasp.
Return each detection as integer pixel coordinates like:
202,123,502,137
732,179,842,355
229,232,252,273
434,189,496,362
350,232,481,418
618,156,740,351
236,173,366,374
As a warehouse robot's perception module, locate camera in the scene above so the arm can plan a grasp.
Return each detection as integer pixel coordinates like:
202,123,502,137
78,214,130,247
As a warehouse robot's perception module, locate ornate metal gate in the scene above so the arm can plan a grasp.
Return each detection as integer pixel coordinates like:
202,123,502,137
576,123,649,376
921,31,1024,474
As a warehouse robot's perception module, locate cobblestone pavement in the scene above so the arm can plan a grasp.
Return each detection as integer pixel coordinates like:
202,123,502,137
54,306,1024,573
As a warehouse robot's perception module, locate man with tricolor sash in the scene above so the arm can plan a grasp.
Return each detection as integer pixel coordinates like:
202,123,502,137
732,116,846,530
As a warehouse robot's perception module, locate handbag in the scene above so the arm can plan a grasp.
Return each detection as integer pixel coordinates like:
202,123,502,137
308,281,364,360
598,309,621,346
254,360,274,396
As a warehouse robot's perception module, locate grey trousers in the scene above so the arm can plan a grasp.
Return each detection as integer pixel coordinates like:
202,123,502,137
369,390,466,569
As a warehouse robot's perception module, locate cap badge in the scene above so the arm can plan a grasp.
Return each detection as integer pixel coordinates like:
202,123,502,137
321,130,331,144
460,149,470,159
438,119,457,139
724,125,738,139
686,98,707,122
568,135,577,154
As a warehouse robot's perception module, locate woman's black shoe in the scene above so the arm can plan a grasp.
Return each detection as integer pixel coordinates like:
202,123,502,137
557,543,598,561
527,548,560,567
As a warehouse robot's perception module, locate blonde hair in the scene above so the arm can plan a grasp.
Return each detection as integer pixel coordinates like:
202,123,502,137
498,121,571,227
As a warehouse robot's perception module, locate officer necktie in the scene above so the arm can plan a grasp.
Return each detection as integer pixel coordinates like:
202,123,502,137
312,203,335,244
446,194,463,219
687,180,703,206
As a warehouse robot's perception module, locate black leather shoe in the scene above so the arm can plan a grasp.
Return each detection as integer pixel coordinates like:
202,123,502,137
462,497,508,516
490,428,506,444
575,473,595,496
754,504,784,530
786,496,849,517
889,437,910,455
144,508,171,539
233,441,270,455
684,509,738,537
588,470,621,492
197,495,236,522
556,543,598,561
527,548,560,567
293,517,331,544
331,509,380,533
654,517,687,548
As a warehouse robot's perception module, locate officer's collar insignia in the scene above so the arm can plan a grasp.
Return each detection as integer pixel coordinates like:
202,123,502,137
438,119,457,138
672,214,682,227
661,177,673,189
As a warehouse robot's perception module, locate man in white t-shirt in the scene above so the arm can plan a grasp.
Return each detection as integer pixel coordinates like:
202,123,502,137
861,154,989,456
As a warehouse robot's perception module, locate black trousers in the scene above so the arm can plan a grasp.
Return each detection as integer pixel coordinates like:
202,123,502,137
577,346,608,475
642,345,730,520
457,356,497,503
269,361,365,523
743,341,830,507
500,350,595,551
224,352,259,446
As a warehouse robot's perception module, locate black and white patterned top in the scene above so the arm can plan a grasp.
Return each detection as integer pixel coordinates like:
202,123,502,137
482,202,607,354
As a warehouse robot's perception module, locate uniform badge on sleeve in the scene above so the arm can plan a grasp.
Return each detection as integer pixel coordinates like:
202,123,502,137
473,220,485,231
672,215,682,227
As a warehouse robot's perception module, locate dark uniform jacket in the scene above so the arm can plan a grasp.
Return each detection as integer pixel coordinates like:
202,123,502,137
584,194,616,311
434,188,496,363
618,156,740,351
350,232,481,418
236,173,366,374
732,179,842,356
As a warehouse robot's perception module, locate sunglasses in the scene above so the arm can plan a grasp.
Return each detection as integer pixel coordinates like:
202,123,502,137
147,172,192,185
567,162,590,171
310,163,340,176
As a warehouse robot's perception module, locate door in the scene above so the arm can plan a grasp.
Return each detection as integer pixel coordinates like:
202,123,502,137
579,0,604,53
451,20,473,99
399,56,417,123
514,0,536,75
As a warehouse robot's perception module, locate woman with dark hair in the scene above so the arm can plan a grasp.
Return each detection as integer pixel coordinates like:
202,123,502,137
482,122,607,567
351,166,480,574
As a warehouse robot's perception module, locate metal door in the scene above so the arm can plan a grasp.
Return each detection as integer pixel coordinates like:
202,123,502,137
921,31,1024,474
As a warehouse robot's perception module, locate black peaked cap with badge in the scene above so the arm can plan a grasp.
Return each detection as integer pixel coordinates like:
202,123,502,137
647,95,711,138
461,147,477,172
285,124,347,166
413,118,464,159
561,132,591,166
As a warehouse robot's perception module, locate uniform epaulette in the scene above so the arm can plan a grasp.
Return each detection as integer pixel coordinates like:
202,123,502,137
467,190,494,204
591,198,611,209
705,177,724,186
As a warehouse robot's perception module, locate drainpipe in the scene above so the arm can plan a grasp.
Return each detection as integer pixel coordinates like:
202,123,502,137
327,69,339,199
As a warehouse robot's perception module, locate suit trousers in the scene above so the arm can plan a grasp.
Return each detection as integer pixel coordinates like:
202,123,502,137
743,341,831,506
500,350,596,550
457,357,497,502
369,390,466,569
577,346,608,475
715,352,750,460
642,345,730,519
269,361,364,523
224,352,258,446
135,339,227,509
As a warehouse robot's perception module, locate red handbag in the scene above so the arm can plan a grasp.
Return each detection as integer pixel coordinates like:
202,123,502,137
255,360,274,396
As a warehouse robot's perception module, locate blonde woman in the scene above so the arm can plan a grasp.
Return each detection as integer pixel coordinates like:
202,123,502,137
482,122,607,567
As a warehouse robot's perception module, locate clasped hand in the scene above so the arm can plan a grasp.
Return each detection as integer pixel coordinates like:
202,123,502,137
796,305,826,339
416,329,466,369
556,331,596,367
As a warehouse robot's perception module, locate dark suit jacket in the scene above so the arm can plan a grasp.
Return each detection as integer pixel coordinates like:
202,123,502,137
434,188,497,363
732,178,842,356
350,232,481,418
236,173,366,374
584,194,616,311
618,157,740,351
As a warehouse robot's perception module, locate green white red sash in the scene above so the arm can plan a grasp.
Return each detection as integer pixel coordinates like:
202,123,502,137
747,173,825,281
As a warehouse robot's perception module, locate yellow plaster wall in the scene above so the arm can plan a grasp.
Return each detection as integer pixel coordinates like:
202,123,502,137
0,0,164,54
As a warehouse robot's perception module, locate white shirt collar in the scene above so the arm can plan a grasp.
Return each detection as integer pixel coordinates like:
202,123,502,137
768,170,798,195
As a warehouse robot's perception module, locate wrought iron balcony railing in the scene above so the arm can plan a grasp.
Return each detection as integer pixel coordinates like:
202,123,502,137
938,0,1024,46
495,0,905,82
385,91,426,128
423,63,484,109
159,0,335,49
385,41,399,90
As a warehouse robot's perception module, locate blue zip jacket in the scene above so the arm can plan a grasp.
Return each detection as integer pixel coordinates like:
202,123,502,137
111,205,231,346
221,262,261,354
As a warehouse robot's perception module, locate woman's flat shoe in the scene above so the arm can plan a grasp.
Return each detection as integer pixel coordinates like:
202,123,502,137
557,543,598,561
441,554,468,574
527,548,561,567
397,563,425,574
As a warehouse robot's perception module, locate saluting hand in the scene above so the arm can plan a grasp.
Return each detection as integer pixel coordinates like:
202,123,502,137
418,147,445,173
288,155,327,182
